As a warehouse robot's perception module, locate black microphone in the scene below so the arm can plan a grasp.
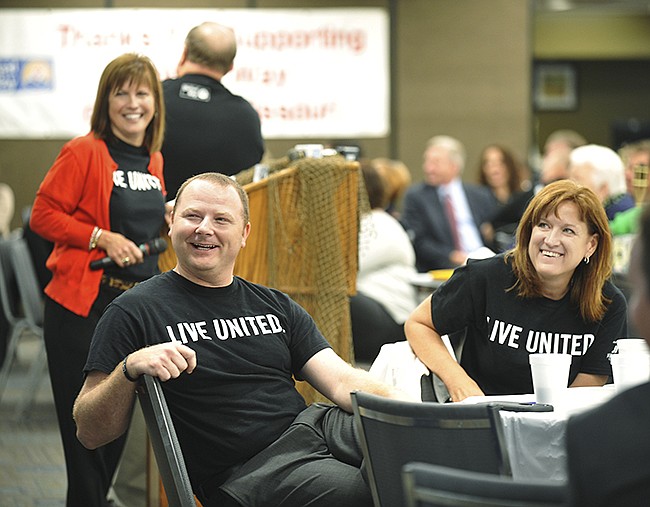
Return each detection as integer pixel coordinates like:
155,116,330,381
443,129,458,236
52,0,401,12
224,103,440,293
89,238,168,270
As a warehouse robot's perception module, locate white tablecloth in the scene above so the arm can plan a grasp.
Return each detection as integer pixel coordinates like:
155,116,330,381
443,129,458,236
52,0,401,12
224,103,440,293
460,386,618,481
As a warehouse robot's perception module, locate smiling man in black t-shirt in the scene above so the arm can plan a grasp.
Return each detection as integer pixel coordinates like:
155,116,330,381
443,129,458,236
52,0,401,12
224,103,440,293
73,172,411,507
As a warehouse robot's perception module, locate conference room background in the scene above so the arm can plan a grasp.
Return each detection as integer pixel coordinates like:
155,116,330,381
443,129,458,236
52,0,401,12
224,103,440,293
2,0,650,230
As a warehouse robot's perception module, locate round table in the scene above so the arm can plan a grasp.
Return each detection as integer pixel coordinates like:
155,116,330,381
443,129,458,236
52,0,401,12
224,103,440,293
459,386,618,481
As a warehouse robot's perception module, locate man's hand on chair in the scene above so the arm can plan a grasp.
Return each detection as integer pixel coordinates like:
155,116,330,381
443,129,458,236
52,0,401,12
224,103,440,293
126,343,197,382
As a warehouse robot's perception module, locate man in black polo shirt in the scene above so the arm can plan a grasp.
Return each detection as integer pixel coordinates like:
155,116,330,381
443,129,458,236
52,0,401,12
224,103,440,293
162,22,265,200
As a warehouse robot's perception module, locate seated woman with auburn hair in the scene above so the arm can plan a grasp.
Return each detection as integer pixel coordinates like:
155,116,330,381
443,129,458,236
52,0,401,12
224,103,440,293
406,179,627,402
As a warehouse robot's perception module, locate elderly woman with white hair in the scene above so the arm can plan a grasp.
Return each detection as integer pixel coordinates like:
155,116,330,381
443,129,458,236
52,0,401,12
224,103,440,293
569,144,636,220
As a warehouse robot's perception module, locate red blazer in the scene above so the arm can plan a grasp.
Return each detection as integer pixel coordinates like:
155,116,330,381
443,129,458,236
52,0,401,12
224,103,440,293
30,133,165,317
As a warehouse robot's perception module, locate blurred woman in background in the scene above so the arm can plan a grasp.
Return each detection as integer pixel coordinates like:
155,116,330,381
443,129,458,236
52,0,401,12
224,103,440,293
351,159,418,364
372,157,412,220
477,143,526,206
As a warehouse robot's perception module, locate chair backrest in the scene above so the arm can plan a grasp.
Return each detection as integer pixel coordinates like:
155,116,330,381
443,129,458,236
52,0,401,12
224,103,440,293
0,237,21,328
0,237,19,371
402,462,568,507
136,375,196,507
6,235,44,328
351,391,511,507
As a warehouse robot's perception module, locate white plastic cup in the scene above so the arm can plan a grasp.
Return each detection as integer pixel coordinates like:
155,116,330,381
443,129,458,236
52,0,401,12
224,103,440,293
615,338,650,355
610,352,650,392
529,353,572,405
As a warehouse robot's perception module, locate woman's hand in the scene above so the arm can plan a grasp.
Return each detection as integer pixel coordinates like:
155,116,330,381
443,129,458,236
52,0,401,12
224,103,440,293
446,374,485,402
96,230,144,268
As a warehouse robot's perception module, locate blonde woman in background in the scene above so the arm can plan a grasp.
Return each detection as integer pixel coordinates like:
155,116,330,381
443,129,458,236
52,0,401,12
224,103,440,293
352,159,418,363
372,157,411,220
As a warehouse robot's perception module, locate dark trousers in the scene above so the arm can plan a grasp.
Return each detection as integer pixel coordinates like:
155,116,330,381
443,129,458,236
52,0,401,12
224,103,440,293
198,404,372,507
350,292,406,364
44,287,126,507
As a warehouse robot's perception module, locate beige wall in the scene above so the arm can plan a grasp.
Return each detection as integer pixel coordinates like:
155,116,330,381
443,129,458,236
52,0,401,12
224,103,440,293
396,1,531,186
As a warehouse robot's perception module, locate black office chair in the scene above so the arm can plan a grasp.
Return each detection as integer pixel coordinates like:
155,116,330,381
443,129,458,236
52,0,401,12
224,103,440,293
136,374,197,507
351,391,512,507
402,462,569,507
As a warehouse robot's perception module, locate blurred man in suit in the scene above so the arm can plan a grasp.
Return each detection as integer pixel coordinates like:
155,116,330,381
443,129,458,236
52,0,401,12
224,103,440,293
401,136,496,271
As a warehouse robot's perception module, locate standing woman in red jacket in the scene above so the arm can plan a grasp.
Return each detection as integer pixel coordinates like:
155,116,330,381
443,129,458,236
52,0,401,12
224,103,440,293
30,53,167,507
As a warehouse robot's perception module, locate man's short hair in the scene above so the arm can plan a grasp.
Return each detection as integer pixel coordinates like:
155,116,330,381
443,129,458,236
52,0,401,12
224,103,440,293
174,172,249,225
570,144,627,197
185,22,237,75
545,129,587,152
425,135,466,171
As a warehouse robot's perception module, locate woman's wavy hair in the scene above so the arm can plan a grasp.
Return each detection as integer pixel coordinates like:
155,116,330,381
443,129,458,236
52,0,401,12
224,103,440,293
90,53,165,153
505,179,612,322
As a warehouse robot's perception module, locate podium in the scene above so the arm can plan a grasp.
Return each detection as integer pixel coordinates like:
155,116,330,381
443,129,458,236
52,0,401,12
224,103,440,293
234,156,361,403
